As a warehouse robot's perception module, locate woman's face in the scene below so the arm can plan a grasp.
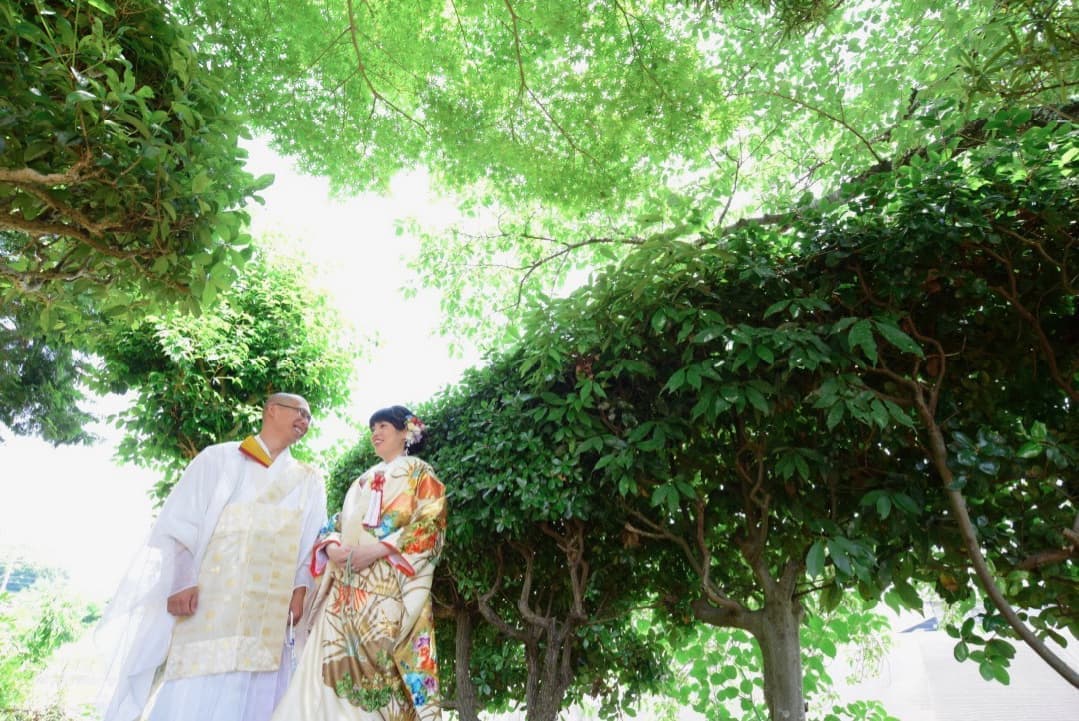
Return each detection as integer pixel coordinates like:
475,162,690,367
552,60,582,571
371,420,408,461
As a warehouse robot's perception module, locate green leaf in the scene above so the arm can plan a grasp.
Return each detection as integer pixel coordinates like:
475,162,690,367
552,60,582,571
66,89,98,104
664,368,686,393
827,539,852,575
693,325,727,344
1016,441,1042,459
88,0,117,16
192,172,212,194
744,386,769,414
806,540,826,579
848,319,878,364
251,173,276,191
892,580,921,611
986,638,1016,660
892,493,919,515
874,319,924,357
650,310,667,333
763,299,791,318
826,402,845,430
818,637,837,659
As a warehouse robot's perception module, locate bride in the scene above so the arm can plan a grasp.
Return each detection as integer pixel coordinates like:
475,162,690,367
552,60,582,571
272,405,446,721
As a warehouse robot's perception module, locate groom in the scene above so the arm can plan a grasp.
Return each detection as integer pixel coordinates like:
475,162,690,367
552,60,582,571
98,393,326,721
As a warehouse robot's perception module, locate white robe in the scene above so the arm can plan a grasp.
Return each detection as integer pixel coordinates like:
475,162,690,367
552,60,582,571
96,438,326,721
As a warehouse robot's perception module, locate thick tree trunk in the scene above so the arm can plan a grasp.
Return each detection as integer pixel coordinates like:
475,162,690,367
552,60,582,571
525,681,565,721
693,591,806,721
694,587,807,721
523,633,574,721
749,598,806,721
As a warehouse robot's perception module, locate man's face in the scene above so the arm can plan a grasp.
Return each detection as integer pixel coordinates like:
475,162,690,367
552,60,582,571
270,397,311,442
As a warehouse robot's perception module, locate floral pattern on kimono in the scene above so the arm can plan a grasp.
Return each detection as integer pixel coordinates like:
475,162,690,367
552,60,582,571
284,455,445,721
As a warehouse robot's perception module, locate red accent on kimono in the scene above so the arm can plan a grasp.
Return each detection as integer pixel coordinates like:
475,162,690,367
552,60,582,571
310,539,341,577
382,541,416,577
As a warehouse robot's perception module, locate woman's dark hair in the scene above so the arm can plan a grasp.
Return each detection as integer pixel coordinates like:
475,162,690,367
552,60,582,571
369,405,426,455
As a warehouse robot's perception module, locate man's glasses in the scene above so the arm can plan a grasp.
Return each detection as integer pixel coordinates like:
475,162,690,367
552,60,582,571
273,402,312,422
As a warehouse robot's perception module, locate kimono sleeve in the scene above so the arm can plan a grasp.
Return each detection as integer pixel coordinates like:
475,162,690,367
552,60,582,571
310,511,343,578
380,462,446,578
152,447,221,553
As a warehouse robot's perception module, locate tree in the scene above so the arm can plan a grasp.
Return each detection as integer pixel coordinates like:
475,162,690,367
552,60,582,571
661,598,895,719
1,0,270,443
0,297,92,445
326,108,1076,720
0,0,264,323
0,581,92,714
96,251,355,499
326,370,673,721
506,107,1076,718
169,0,1074,344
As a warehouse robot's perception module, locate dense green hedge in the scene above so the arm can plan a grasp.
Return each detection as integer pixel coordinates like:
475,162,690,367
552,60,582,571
327,110,1077,717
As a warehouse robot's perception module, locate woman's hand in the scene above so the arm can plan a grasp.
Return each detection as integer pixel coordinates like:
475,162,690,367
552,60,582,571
345,543,392,571
325,542,393,571
325,542,351,566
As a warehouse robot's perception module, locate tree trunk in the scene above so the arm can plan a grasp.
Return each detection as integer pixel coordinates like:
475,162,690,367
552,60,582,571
693,592,806,721
523,626,576,721
749,597,806,721
452,606,481,721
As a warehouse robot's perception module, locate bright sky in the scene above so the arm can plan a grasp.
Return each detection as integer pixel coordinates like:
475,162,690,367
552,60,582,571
0,139,481,601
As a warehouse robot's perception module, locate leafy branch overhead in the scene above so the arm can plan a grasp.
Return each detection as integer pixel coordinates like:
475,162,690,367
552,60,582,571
1,1,360,456
0,0,268,335
175,0,1075,344
95,254,355,499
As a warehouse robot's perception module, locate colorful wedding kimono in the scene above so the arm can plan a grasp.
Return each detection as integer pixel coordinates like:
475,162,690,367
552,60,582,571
271,454,446,721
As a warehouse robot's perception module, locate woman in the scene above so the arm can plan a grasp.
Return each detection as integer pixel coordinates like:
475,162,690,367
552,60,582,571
272,406,446,721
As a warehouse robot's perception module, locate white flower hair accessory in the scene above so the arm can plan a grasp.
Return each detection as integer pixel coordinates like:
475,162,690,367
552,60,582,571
405,415,426,449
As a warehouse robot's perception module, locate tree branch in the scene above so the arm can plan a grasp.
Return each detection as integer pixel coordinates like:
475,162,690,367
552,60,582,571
981,244,1078,402
908,375,1079,688
0,156,93,186
501,0,596,161
345,0,427,132
766,90,885,164
475,546,529,641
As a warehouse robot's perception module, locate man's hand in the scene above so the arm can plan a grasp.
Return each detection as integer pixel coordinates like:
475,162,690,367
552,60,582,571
289,587,306,624
167,586,199,617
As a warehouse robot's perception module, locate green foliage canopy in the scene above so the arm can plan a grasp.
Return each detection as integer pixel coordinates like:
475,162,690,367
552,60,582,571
170,0,1075,344
523,108,1077,696
328,106,1077,718
0,0,267,336
96,252,355,499
0,298,92,445
1,0,277,447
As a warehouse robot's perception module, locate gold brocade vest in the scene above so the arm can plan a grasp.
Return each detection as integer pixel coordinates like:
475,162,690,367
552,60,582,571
163,463,307,680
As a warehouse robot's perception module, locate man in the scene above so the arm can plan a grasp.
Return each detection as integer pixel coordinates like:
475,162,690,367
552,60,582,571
98,393,327,721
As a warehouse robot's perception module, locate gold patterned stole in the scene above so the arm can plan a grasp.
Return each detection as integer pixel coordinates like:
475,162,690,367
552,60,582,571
164,459,308,680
